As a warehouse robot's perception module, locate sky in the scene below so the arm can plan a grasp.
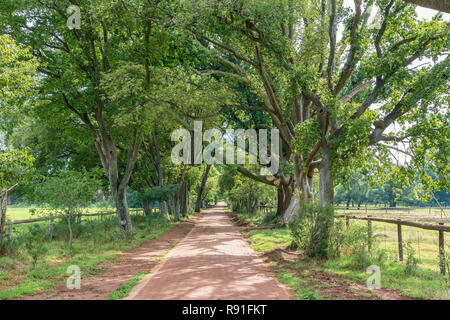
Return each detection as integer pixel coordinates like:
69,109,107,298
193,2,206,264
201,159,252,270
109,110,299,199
343,0,450,21
340,1,449,165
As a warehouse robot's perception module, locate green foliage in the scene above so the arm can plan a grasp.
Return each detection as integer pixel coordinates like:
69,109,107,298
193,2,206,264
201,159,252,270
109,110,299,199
405,240,419,276
23,225,48,267
247,228,292,253
0,213,177,299
107,272,146,300
0,34,37,130
291,119,321,168
126,189,142,209
33,169,101,216
288,207,315,252
288,202,335,258
0,148,34,189
225,174,276,214
287,200,390,263
142,184,177,203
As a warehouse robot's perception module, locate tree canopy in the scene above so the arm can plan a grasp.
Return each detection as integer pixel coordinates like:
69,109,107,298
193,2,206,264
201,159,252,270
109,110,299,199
0,0,447,257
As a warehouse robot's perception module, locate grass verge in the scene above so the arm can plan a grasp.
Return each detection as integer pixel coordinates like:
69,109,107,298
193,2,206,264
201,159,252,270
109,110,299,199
237,212,449,300
0,213,186,299
106,272,147,300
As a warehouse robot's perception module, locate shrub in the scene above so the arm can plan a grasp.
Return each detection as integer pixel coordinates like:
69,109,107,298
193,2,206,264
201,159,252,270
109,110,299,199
287,203,316,252
405,240,419,275
288,201,389,268
24,225,48,267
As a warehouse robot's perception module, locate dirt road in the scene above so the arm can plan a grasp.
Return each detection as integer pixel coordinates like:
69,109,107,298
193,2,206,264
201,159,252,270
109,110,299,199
127,203,291,300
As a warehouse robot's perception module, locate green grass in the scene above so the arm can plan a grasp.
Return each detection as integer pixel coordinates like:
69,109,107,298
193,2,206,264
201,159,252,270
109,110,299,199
335,206,450,216
0,213,180,299
345,219,448,272
230,209,278,227
6,205,117,221
234,207,448,271
107,272,147,300
247,229,291,252
245,225,450,300
323,256,449,299
276,270,323,300
5,207,36,220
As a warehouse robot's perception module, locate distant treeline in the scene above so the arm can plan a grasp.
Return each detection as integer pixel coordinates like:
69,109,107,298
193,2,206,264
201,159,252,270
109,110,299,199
334,176,448,208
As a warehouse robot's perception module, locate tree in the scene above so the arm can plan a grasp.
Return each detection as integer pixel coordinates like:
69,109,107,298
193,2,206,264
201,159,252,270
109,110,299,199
0,149,34,247
195,164,212,212
0,0,186,234
0,34,37,249
403,0,450,13
183,0,449,257
0,34,37,123
34,169,101,249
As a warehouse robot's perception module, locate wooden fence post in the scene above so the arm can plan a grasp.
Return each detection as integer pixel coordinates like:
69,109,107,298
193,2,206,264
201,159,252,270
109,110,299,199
439,223,445,275
367,215,372,252
397,221,403,262
346,215,350,229
6,224,11,241
48,219,54,241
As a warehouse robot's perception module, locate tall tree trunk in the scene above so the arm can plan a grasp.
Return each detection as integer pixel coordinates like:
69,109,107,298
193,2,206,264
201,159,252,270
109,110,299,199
94,128,141,235
174,165,189,221
178,181,188,217
112,186,133,233
67,207,73,249
166,201,171,215
142,200,152,216
307,143,334,257
402,0,450,13
0,185,17,247
173,193,180,221
0,190,7,246
279,180,295,222
282,153,317,223
195,164,212,212
159,201,168,217
144,130,168,218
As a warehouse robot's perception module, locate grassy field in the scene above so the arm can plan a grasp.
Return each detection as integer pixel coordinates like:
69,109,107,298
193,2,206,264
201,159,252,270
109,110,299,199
5,206,117,221
334,207,449,272
0,213,179,299
335,206,450,216
370,221,445,272
234,206,449,272
244,227,449,300
232,208,450,300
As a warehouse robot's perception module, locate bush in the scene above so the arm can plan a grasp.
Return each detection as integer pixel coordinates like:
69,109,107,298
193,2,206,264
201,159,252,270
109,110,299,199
287,202,335,257
24,225,48,267
288,207,315,252
405,240,419,275
288,201,389,268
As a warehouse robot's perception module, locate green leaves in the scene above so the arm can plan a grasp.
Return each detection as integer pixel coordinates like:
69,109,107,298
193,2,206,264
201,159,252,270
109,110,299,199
0,35,37,99
142,184,178,203
291,119,321,168
0,148,34,189
0,35,38,132
33,168,101,215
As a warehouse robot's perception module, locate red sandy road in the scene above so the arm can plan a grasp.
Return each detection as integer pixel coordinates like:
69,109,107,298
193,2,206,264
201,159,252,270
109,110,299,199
127,203,291,300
